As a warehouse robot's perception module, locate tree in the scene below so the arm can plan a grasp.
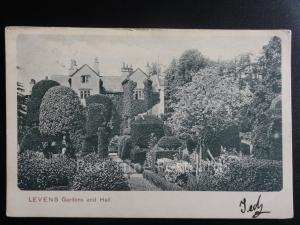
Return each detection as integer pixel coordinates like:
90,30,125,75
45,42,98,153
26,80,60,127
17,82,28,143
39,86,83,152
164,50,209,118
167,66,252,157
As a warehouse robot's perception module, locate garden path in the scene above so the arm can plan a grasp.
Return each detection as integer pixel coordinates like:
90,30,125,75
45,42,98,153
109,153,161,191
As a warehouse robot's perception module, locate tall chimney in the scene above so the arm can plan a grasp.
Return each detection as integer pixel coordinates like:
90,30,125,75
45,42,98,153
94,57,100,75
69,59,77,75
121,62,133,78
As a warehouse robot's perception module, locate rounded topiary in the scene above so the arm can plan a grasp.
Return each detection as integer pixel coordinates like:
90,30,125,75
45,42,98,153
130,146,147,164
19,126,43,152
131,115,164,148
26,80,60,127
39,86,83,147
157,136,182,150
72,154,130,191
86,94,113,122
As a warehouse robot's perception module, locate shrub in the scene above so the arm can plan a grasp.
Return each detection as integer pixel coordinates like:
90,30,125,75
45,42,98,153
18,151,77,190
143,170,183,191
118,135,133,160
19,126,43,152
157,136,182,150
156,150,178,160
130,146,147,164
39,86,84,152
72,153,130,191
131,115,164,148
134,163,143,173
186,138,197,154
187,157,282,191
86,94,113,122
26,80,60,127
86,103,107,137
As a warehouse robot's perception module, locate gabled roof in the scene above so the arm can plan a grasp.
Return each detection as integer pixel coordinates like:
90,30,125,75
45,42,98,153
70,64,101,77
101,76,123,92
127,68,150,79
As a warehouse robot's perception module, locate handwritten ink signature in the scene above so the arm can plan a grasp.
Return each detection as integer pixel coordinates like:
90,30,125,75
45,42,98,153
239,194,270,218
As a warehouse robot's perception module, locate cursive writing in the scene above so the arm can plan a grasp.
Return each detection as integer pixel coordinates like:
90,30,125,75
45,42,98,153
239,194,270,218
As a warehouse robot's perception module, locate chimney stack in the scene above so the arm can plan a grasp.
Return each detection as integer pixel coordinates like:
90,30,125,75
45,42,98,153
121,62,133,77
94,57,100,75
69,59,78,75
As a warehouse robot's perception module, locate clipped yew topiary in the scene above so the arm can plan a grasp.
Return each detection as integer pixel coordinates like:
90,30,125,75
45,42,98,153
131,115,164,148
26,80,60,127
86,103,107,137
86,94,113,122
157,136,182,150
39,86,83,151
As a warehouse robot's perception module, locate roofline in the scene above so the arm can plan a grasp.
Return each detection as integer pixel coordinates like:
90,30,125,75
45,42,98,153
127,67,150,79
69,64,102,77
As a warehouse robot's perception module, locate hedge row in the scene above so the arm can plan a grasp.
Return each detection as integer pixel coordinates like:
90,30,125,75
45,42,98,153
143,170,183,191
156,150,179,160
187,158,282,191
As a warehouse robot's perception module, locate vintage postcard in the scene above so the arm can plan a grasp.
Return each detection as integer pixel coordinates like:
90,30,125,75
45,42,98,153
6,27,293,218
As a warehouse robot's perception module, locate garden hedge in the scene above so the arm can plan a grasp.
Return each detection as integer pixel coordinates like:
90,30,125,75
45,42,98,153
72,153,130,191
18,151,77,190
143,170,183,191
187,158,282,191
156,150,178,160
157,136,182,150
26,80,60,127
131,115,164,148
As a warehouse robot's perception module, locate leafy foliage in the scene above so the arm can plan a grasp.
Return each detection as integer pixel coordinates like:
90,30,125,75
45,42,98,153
72,153,130,191
86,103,107,137
19,126,43,152
130,146,147,164
118,135,133,160
187,157,282,191
143,170,183,191
17,82,28,143
39,86,84,149
157,136,182,150
86,94,113,122
26,80,60,127
18,151,77,190
131,115,164,148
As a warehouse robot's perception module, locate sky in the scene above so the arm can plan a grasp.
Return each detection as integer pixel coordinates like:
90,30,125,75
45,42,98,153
16,30,274,92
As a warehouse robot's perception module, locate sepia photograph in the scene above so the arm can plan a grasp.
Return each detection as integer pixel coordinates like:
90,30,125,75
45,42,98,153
6,27,293,218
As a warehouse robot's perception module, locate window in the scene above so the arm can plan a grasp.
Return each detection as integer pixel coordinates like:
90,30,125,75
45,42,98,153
134,90,144,100
79,89,90,99
81,75,89,83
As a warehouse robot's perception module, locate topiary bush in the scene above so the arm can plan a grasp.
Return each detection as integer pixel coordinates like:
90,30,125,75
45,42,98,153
18,151,77,190
130,146,147,164
26,80,60,127
118,135,133,160
72,153,130,191
19,126,43,152
131,115,164,148
86,103,107,137
157,136,182,150
39,86,84,153
86,94,113,122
